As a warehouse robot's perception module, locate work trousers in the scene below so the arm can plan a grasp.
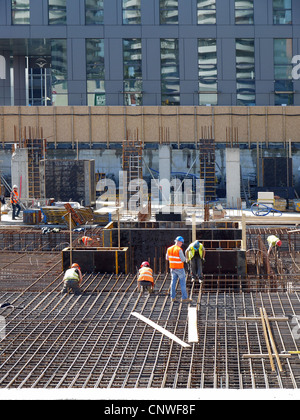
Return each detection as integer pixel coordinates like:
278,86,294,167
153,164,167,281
138,280,153,293
12,203,21,219
170,268,188,300
190,256,203,280
61,279,82,295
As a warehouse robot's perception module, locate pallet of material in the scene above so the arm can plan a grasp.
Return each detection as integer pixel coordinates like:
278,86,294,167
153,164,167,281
41,206,111,227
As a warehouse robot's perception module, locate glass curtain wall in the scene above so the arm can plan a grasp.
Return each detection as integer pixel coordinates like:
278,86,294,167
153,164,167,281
274,38,293,105
273,0,292,24
236,38,255,105
86,39,105,105
48,0,67,25
123,39,142,105
197,0,216,25
12,0,30,24
85,0,104,25
198,39,217,105
160,0,178,25
235,0,254,24
161,38,180,105
122,0,141,25
51,39,68,105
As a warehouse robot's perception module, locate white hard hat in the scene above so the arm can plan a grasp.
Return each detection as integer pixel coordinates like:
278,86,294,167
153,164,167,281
13,185,18,189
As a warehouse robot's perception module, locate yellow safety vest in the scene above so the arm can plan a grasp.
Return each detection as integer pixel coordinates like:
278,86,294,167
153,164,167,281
63,268,80,282
187,243,204,261
267,235,280,246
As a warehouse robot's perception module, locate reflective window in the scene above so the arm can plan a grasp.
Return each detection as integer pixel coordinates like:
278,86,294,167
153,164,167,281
122,0,141,25
123,39,142,106
273,0,292,25
160,0,178,25
85,0,104,25
197,0,216,25
161,39,180,105
49,0,66,25
235,0,254,25
198,39,217,105
12,0,30,25
86,39,105,106
236,39,255,105
51,39,68,105
274,38,293,105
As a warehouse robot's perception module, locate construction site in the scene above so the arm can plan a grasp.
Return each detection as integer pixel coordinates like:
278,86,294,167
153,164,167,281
1,108,300,396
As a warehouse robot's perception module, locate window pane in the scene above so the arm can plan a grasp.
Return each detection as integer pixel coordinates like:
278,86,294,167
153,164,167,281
51,39,68,105
12,0,30,24
274,39,293,64
86,0,104,25
235,1,254,24
161,39,180,105
49,0,67,25
273,0,292,24
86,39,105,79
198,39,217,105
197,0,216,24
123,0,141,24
160,0,178,24
123,39,142,105
236,39,255,105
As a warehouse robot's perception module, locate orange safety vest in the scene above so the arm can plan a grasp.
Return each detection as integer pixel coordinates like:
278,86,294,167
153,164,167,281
167,245,184,269
138,267,154,284
82,236,92,246
10,190,19,204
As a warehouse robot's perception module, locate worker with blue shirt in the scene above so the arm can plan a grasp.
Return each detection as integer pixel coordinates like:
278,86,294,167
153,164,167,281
185,240,206,284
166,236,192,303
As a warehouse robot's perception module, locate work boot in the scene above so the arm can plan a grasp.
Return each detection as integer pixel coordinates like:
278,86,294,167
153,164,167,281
191,277,195,283
182,298,192,303
172,297,177,302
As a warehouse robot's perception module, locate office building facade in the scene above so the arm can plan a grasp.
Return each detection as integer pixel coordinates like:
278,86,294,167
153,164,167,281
0,0,300,107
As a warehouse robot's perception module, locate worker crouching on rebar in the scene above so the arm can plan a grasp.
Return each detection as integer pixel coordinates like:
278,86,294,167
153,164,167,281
267,235,282,256
185,240,206,284
137,261,154,294
166,236,192,303
61,263,83,295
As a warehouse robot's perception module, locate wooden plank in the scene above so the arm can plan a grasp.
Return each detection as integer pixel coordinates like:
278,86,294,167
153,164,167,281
188,306,198,343
131,312,191,348
263,307,283,372
260,307,275,372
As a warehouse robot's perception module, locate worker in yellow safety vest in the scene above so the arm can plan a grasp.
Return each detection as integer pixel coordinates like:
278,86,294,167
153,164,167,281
166,236,192,303
61,263,83,295
267,235,282,256
185,240,206,284
137,261,154,293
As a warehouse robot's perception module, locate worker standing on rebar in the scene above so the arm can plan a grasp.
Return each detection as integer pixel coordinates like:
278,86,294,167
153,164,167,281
166,236,192,303
185,240,206,284
267,235,282,256
10,185,21,220
137,261,154,293
61,263,83,295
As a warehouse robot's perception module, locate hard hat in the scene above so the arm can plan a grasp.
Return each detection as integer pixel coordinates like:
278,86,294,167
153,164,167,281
175,236,184,243
277,240,282,247
193,241,200,249
141,261,150,268
13,185,18,189
71,263,81,270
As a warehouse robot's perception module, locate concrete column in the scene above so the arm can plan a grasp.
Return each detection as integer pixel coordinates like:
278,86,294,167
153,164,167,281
13,56,27,106
11,148,29,199
159,145,171,206
226,147,241,208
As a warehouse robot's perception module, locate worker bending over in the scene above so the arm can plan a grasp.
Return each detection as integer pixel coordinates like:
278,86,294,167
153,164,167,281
267,235,282,256
61,263,83,295
10,185,21,220
166,236,192,303
185,240,206,284
137,261,154,293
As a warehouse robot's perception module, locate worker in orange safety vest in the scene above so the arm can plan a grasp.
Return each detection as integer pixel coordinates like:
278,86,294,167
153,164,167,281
79,236,93,246
10,185,21,220
166,236,192,304
137,261,154,293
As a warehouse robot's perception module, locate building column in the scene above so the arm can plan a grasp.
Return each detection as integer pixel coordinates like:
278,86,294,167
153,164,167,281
226,147,241,208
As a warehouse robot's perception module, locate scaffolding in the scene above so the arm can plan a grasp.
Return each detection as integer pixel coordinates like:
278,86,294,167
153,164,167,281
122,135,143,208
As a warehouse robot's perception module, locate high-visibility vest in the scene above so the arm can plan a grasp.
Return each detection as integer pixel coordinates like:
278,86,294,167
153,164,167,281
267,235,280,246
10,190,19,204
63,267,80,282
82,236,92,246
138,267,154,284
187,243,204,261
167,245,184,269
